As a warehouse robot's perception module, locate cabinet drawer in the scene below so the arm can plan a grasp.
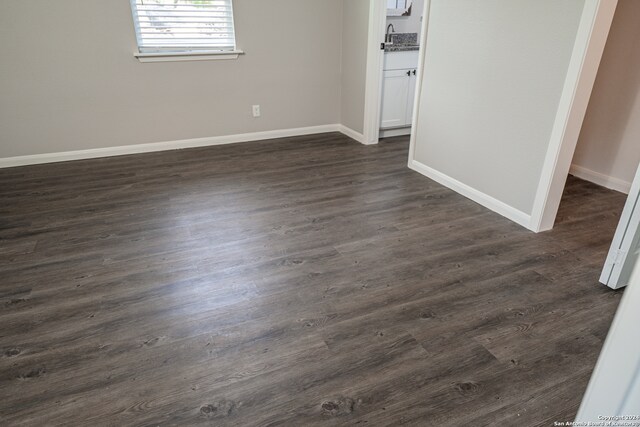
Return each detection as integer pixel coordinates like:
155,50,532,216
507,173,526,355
383,51,419,70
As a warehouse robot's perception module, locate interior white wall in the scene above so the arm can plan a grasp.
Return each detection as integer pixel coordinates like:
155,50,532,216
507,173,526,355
411,0,585,216
571,0,640,194
340,0,370,136
387,0,425,37
0,0,343,159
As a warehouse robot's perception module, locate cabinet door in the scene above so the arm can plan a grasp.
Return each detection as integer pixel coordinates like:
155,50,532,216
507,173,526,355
405,71,417,126
380,69,410,129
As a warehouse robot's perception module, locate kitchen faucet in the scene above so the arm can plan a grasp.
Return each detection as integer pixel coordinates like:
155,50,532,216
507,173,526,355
386,23,395,43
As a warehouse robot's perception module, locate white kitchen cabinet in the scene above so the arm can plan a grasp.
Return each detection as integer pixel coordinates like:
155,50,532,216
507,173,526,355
380,51,419,129
381,69,412,128
380,68,417,129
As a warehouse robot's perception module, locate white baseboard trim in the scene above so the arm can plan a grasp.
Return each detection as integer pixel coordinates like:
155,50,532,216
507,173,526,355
339,125,369,145
409,159,533,231
0,124,348,169
569,164,631,194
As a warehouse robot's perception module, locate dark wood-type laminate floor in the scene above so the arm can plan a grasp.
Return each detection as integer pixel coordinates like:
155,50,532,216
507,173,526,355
0,134,627,426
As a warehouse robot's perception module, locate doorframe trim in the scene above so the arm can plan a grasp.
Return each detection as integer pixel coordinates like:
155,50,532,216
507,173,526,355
600,165,640,289
529,0,619,232
407,0,432,167
362,0,387,145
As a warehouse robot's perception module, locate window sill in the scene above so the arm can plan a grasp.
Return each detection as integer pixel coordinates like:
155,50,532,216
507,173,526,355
134,50,244,63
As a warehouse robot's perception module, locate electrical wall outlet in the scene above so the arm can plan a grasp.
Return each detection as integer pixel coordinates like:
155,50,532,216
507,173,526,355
252,105,261,117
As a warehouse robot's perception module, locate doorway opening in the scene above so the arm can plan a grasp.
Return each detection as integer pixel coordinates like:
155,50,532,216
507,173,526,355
362,0,428,145
556,0,640,289
378,0,424,139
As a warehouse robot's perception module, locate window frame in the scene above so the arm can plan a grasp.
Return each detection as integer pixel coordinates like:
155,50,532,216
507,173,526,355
129,0,243,62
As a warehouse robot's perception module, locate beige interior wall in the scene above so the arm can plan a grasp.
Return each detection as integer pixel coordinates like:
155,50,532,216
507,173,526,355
0,0,343,158
339,0,370,135
572,0,640,189
413,0,585,214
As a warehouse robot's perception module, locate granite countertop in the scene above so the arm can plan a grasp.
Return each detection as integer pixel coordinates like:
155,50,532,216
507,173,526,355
384,32,419,52
385,44,420,52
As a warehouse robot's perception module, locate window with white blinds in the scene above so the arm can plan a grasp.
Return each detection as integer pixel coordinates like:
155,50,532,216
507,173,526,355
130,0,237,53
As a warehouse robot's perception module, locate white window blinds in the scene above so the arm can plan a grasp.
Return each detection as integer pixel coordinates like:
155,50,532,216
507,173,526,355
130,0,237,53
